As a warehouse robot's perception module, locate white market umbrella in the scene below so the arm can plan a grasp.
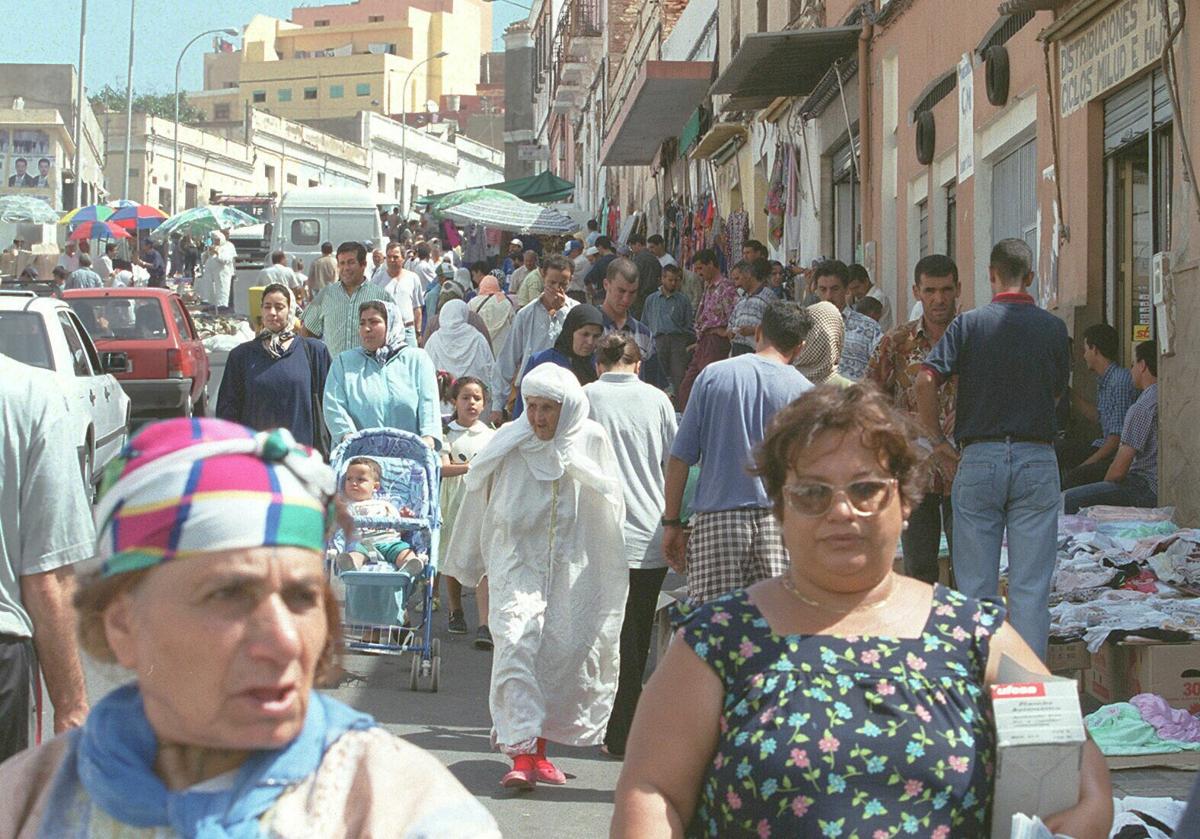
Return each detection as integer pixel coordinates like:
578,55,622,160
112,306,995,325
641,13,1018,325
442,194,578,235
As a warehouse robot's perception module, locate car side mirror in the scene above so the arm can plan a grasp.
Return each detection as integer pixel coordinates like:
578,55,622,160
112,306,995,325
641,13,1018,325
101,351,131,374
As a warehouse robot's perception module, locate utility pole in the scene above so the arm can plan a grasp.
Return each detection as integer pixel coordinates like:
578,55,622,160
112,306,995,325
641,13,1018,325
122,0,136,201
73,0,87,209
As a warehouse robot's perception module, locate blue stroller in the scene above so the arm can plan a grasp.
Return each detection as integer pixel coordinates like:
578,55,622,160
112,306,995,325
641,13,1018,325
328,428,443,692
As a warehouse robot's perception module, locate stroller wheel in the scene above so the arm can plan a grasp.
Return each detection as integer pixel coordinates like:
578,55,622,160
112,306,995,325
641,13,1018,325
430,655,441,693
409,654,420,691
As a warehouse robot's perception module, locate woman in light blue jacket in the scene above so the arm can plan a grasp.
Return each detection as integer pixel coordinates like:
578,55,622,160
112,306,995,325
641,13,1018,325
324,300,441,449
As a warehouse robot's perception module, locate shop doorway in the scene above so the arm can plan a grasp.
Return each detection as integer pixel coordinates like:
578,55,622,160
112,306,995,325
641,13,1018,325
991,138,1038,298
1104,73,1172,366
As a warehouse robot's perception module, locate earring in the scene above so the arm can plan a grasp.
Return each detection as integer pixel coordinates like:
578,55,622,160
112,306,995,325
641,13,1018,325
902,520,909,531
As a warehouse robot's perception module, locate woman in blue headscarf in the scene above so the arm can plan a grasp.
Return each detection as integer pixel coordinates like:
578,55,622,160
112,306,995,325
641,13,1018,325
323,299,442,449
0,418,499,837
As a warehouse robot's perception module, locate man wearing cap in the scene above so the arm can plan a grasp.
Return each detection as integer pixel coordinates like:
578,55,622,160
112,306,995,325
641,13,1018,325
0,354,93,762
501,239,524,278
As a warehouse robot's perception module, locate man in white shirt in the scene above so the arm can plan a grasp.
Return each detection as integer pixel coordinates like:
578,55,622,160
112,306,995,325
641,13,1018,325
56,242,80,274
258,251,301,292
372,241,424,344
647,234,677,268
98,243,116,283
495,259,576,422
410,243,438,292
848,263,894,331
508,250,538,297
567,239,589,299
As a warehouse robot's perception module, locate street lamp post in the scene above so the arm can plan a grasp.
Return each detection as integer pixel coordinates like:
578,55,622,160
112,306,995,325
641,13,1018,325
399,50,448,216
173,27,239,215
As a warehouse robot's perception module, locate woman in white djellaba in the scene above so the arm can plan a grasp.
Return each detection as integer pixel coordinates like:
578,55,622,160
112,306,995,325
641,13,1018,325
442,362,629,791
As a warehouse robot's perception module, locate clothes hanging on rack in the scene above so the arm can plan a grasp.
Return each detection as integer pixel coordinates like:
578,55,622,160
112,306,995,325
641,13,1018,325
766,147,786,249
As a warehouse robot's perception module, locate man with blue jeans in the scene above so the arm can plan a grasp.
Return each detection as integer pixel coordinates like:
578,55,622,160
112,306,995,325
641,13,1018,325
1063,341,1158,514
916,239,1070,659
662,302,814,604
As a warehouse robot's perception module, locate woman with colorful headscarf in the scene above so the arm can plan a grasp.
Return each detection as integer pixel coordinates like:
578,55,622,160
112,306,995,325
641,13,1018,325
442,364,628,791
468,275,516,356
217,282,333,455
511,303,604,419
0,418,501,837
795,301,853,387
323,299,442,449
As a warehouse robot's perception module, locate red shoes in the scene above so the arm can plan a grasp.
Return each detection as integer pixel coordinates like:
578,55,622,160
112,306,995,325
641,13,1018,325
501,754,537,790
500,739,567,789
534,737,566,785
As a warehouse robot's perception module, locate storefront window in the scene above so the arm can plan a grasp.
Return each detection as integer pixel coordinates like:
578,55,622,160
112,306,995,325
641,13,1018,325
832,137,859,265
1104,72,1173,365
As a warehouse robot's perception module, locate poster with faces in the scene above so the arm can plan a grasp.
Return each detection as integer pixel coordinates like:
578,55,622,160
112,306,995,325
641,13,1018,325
8,130,53,191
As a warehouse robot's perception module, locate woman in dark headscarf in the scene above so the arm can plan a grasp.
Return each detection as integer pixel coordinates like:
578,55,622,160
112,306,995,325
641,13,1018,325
216,282,332,455
512,304,604,419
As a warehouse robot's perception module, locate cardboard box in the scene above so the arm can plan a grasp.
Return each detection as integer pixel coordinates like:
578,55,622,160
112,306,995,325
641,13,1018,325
1083,640,1200,713
1126,641,1200,714
1046,640,1090,673
990,670,1085,839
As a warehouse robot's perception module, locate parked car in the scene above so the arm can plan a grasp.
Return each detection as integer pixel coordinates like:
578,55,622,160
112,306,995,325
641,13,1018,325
64,288,211,419
0,289,131,489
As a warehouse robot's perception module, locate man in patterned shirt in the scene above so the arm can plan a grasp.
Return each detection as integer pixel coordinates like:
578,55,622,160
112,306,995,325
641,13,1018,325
677,249,739,409
727,259,776,357
812,259,882,381
1064,341,1158,513
300,241,395,357
867,254,960,584
1059,323,1138,489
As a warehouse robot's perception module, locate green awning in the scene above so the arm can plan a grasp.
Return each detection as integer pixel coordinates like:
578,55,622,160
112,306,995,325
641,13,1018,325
679,108,704,158
417,171,575,208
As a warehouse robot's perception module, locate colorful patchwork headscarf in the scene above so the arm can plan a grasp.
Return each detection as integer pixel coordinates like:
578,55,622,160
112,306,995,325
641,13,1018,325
92,418,335,578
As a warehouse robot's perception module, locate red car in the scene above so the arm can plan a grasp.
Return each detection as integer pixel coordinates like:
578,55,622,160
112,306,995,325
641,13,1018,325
65,288,211,418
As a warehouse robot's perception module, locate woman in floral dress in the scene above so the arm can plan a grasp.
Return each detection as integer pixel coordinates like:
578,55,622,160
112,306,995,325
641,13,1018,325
611,385,1112,838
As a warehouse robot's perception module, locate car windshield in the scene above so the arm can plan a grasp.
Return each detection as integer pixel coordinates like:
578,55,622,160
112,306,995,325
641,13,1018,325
68,297,167,341
0,311,52,369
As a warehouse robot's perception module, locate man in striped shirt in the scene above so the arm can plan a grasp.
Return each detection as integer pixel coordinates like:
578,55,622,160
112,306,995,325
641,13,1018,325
300,241,394,357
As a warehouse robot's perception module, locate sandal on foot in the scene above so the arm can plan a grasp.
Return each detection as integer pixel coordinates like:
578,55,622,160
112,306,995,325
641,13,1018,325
501,754,537,790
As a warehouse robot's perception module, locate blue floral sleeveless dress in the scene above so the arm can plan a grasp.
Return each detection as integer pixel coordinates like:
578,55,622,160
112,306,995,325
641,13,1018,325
676,583,1004,838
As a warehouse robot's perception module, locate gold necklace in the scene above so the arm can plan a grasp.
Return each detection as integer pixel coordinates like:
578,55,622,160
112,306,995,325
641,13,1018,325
778,574,897,615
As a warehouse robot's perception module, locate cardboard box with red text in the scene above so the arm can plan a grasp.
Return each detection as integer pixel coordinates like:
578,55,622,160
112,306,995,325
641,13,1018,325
990,672,1085,839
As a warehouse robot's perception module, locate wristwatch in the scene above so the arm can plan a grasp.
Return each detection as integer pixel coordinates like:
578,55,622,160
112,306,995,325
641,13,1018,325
661,517,683,528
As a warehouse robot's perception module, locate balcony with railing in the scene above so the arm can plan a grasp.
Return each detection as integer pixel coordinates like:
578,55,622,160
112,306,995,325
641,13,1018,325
549,0,604,114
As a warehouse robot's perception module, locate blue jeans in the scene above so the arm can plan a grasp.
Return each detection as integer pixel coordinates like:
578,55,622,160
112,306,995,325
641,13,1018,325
951,442,1060,659
1062,475,1157,515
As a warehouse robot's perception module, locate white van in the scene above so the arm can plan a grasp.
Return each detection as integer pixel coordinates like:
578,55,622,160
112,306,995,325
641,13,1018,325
271,186,385,273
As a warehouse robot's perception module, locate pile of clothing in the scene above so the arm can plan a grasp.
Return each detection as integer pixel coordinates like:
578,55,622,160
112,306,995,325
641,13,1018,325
1049,507,1200,651
1086,693,1200,756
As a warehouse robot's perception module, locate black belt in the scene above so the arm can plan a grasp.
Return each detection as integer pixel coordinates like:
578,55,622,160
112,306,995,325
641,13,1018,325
960,435,1053,448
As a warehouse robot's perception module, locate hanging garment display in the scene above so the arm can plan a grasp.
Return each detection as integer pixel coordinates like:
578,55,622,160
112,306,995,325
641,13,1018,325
766,147,786,250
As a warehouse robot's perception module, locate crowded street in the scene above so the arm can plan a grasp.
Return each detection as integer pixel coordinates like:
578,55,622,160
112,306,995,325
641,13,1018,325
3,0,1200,837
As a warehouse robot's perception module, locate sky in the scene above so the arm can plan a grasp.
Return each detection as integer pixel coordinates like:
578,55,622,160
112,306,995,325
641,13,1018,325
0,0,527,94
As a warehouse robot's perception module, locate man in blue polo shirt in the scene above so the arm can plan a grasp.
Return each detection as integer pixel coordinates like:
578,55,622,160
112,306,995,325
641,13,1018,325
1063,340,1158,514
662,301,813,604
915,238,1070,659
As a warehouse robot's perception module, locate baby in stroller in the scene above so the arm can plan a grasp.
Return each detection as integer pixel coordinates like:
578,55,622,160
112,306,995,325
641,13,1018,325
338,456,426,626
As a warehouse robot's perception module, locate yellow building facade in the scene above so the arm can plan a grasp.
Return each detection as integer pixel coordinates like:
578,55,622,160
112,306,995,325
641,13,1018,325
195,0,491,124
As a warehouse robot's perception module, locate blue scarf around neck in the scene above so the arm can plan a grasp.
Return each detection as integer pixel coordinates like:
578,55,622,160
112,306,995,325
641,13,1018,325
39,683,374,838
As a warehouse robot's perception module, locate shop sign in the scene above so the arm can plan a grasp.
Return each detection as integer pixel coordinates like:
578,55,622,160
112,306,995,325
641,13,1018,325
1058,0,1180,119
517,144,549,162
957,54,975,184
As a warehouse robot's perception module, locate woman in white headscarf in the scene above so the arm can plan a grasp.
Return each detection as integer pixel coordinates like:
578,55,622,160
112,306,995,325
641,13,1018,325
323,299,441,448
795,300,853,387
423,299,502,400
196,230,237,308
442,364,628,791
